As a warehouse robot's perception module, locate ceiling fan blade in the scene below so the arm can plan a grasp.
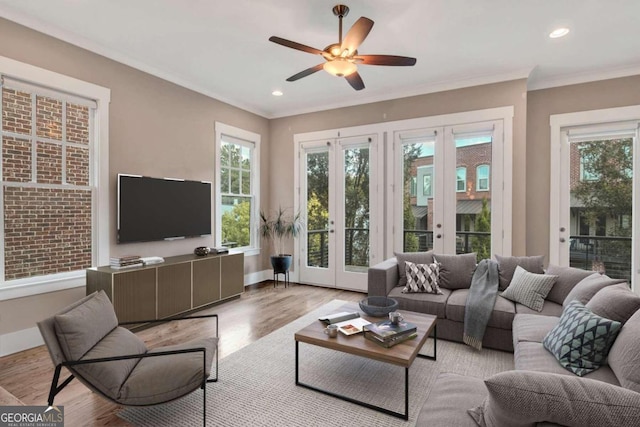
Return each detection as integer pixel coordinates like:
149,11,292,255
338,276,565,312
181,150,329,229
345,72,365,91
269,36,324,56
341,17,374,55
286,64,325,82
355,55,417,66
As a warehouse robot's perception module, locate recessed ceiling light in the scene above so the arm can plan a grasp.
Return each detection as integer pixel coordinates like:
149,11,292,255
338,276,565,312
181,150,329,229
549,28,570,39
272,90,283,96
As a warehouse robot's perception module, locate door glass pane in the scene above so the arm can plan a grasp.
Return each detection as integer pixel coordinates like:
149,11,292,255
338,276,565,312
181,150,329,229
455,135,492,261
569,138,632,281
402,139,435,251
306,151,329,268
344,147,369,271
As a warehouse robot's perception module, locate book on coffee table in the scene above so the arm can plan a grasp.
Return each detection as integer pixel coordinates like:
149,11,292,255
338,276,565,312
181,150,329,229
364,330,418,348
334,317,371,336
318,311,360,325
363,319,417,341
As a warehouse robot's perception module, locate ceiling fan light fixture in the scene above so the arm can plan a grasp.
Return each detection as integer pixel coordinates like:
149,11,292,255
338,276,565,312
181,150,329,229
323,59,357,77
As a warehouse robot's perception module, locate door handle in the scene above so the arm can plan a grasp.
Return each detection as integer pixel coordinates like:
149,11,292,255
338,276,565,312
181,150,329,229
436,234,442,239
329,229,335,233
560,238,566,243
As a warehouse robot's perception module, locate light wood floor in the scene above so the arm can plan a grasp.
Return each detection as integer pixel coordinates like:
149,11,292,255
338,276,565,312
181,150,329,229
0,282,363,426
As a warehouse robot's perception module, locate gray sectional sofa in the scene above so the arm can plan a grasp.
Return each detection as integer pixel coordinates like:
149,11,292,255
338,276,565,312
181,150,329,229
367,251,640,426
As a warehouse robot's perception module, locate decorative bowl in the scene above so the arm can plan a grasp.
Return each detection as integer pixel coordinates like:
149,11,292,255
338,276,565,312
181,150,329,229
359,296,399,317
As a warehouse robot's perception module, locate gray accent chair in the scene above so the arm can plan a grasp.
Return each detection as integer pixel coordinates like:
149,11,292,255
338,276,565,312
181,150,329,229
37,291,218,426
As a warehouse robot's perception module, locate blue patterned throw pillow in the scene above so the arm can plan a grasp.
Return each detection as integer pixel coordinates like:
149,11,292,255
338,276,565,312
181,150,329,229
543,300,622,376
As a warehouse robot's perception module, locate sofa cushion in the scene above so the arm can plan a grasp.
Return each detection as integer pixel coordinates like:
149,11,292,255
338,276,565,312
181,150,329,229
446,290,515,330
543,300,622,377
54,291,119,361
514,300,563,317
403,260,443,294
468,371,640,427
495,255,544,291
388,286,451,319
73,327,148,400
563,273,626,306
512,314,559,346
514,341,620,385
500,266,557,312
608,308,640,393
417,372,485,427
119,337,216,405
586,283,640,324
394,251,434,288
433,253,477,289
544,264,597,305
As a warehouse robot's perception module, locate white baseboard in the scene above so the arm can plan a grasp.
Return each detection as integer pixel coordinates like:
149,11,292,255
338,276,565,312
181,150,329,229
0,326,43,357
244,270,273,285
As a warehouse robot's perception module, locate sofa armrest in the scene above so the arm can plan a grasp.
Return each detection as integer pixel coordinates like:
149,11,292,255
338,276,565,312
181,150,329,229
368,257,399,297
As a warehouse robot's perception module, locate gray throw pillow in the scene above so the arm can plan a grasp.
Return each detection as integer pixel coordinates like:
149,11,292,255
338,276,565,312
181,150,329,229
54,291,119,361
494,255,544,290
500,266,557,312
467,370,640,427
608,308,640,393
543,300,621,376
433,253,477,289
586,283,640,324
402,261,443,294
563,273,626,306
544,264,597,305
394,251,434,287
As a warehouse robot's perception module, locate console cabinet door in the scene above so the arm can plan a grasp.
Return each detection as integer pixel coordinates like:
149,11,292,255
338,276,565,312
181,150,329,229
157,262,192,318
113,269,157,323
193,257,221,308
220,253,244,299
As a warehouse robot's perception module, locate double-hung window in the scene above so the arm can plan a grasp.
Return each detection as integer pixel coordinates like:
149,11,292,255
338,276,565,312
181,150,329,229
0,60,109,298
456,167,466,192
215,122,260,254
477,164,490,191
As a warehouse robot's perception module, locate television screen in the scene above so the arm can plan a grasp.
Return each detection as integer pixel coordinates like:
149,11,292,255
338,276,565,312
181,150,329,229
117,174,212,243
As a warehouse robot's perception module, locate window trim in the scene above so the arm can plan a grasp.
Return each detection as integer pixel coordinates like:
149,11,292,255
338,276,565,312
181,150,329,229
476,164,490,191
0,55,110,301
214,122,260,257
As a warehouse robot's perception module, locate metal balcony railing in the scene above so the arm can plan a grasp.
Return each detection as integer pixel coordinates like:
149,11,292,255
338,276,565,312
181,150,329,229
569,235,631,282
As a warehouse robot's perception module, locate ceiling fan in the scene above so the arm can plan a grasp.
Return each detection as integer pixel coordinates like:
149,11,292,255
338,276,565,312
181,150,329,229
269,4,417,91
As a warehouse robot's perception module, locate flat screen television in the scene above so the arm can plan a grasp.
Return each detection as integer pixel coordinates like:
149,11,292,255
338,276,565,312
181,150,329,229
117,174,212,243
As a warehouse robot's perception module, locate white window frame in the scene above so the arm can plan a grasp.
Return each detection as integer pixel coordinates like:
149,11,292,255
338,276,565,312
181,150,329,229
0,55,110,301
214,122,260,256
456,167,466,192
476,164,490,191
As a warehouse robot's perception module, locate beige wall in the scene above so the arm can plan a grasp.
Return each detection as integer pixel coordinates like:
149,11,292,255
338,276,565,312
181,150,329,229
526,75,640,260
269,79,529,259
0,18,269,335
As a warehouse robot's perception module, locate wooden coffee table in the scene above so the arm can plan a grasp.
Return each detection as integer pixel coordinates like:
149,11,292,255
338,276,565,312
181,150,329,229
294,303,437,420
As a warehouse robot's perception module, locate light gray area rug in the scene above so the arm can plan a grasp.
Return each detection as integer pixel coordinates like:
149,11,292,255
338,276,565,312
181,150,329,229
119,299,513,426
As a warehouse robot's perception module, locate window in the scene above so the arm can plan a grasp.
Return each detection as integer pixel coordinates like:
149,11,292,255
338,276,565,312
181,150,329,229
477,165,490,191
423,173,432,197
579,147,600,181
456,167,466,192
215,122,260,255
0,61,110,298
409,176,417,196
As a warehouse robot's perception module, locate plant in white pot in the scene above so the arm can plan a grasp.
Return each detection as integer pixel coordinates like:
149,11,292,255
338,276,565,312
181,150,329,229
259,207,304,274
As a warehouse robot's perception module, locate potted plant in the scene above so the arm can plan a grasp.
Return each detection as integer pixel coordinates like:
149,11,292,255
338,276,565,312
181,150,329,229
259,207,304,274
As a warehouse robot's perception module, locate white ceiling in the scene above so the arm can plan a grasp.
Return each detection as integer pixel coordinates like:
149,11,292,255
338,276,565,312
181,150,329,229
1,0,640,118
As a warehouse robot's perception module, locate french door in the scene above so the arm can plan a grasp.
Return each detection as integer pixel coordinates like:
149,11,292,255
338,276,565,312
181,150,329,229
551,116,640,289
297,134,378,291
393,120,505,259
